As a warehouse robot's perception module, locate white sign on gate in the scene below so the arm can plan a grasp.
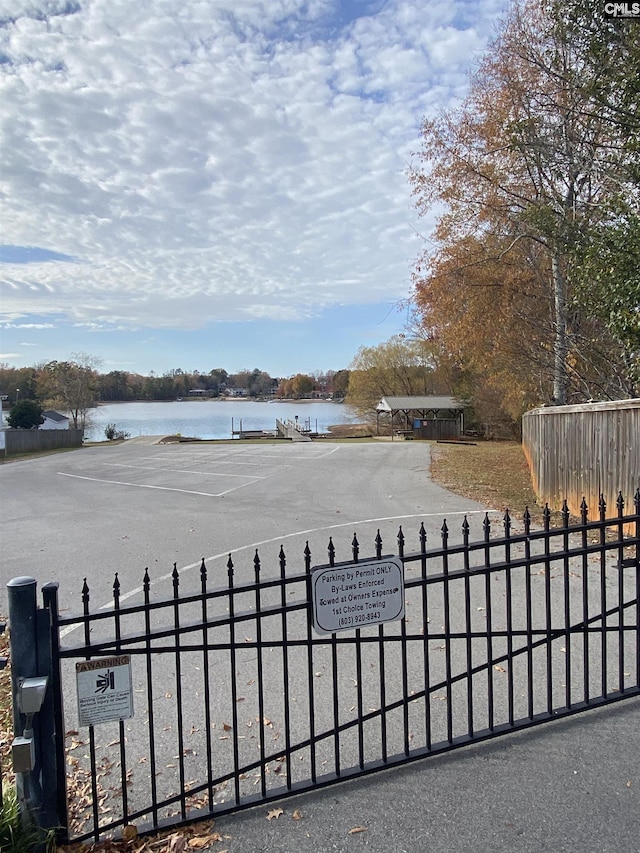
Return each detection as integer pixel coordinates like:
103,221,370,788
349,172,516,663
311,557,404,634
76,655,134,727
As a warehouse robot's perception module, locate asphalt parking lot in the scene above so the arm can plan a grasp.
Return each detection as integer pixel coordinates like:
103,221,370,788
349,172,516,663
0,438,489,614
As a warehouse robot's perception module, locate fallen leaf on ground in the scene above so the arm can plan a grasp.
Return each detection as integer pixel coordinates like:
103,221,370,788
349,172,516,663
348,826,367,835
292,809,303,820
168,834,187,852
267,807,284,821
122,824,138,841
188,832,222,848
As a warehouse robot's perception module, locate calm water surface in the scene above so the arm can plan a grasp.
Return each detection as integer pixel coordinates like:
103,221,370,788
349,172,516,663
84,400,357,442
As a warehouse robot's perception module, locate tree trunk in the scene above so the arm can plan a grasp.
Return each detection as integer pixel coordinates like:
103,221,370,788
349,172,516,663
551,253,569,405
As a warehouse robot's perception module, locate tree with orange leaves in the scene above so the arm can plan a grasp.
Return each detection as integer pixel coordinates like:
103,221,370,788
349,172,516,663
411,0,639,420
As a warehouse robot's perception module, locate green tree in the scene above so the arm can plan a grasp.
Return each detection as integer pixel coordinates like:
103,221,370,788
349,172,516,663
346,335,447,417
7,399,44,429
571,213,640,393
332,369,350,398
0,364,38,403
97,370,131,401
208,368,229,395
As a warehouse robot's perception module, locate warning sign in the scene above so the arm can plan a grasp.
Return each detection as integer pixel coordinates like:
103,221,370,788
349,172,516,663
76,655,134,727
312,557,404,634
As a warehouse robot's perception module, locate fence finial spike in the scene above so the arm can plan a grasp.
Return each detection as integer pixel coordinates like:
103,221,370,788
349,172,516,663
375,529,383,558
580,496,588,521
599,494,607,520
419,522,427,553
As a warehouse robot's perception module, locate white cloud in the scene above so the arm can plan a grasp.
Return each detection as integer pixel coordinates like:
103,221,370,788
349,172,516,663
0,0,506,332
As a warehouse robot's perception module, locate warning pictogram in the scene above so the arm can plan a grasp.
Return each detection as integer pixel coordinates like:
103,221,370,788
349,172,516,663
76,655,133,726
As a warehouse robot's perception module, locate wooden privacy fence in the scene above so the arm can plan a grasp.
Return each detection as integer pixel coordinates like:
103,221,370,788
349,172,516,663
0,427,83,456
522,399,640,533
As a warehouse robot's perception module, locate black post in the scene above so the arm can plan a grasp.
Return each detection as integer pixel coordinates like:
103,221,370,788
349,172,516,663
7,577,42,826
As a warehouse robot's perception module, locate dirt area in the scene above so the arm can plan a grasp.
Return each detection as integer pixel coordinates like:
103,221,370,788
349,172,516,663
325,423,373,438
429,439,547,522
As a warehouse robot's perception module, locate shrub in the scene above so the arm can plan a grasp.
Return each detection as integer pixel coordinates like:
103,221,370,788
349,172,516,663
104,423,130,441
6,400,44,430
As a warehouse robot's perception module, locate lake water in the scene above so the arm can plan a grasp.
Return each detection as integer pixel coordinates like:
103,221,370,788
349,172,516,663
83,399,358,442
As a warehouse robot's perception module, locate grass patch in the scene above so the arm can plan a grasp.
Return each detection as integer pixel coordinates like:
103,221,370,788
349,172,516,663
0,447,80,464
0,783,56,853
429,440,552,523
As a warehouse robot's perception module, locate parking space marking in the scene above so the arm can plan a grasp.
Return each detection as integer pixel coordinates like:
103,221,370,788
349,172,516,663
103,462,267,480
57,471,264,497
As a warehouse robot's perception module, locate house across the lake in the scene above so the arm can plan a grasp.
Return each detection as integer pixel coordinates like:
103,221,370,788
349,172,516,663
40,410,70,430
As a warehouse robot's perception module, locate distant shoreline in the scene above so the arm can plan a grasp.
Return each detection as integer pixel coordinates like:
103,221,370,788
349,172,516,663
96,397,343,406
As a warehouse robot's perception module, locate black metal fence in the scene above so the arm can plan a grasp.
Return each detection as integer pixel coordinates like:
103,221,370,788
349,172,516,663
37,492,640,843
0,620,7,810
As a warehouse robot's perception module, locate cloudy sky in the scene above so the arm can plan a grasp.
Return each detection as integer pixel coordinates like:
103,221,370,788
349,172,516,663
0,0,508,378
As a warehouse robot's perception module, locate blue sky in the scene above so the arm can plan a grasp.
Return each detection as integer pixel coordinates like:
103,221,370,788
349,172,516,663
0,0,508,378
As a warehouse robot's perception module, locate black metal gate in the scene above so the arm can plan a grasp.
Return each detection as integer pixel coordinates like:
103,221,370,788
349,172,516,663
45,492,639,844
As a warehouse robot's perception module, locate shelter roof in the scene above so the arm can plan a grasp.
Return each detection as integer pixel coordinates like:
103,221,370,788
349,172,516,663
376,396,463,413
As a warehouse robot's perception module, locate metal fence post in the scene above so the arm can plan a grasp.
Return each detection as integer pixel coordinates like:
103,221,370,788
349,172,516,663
0,620,7,810
40,582,67,840
7,576,43,825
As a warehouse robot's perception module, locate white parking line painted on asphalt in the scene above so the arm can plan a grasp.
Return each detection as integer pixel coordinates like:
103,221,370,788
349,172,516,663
57,471,263,497
217,445,342,461
103,462,266,479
